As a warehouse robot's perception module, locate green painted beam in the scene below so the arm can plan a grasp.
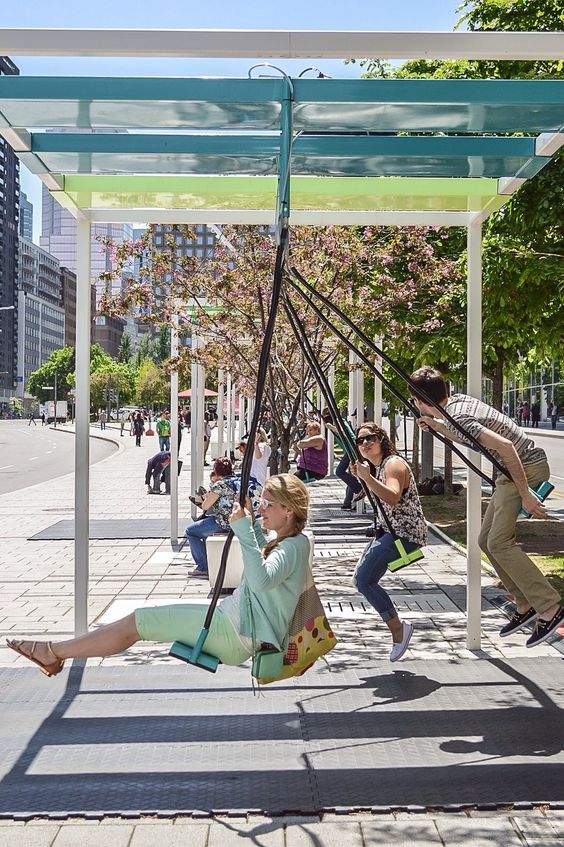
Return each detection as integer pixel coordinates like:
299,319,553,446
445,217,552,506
58,174,507,213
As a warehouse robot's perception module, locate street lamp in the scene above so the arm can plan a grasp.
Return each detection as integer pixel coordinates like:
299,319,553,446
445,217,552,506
42,371,58,427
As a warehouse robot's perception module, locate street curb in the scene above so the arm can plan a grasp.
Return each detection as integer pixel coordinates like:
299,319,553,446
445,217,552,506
50,424,125,459
426,520,497,579
522,427,563,440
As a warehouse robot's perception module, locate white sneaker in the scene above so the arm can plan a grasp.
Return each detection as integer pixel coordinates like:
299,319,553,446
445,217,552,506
389,622,414,662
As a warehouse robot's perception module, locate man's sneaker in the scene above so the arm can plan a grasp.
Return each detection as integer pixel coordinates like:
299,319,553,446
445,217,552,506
340,505,353,511
190,569,209,579
389,622,414,662
500,606,538,637
526,606,564,648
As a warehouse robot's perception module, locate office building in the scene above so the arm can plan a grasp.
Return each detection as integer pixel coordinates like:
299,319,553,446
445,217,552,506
0,56,20,410
17,238,65,396
19,192,33,241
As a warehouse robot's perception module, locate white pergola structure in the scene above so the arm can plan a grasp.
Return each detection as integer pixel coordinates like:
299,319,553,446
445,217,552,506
1,28,563,648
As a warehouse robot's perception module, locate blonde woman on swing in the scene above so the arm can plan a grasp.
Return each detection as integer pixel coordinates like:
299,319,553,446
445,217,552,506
7,475,311,676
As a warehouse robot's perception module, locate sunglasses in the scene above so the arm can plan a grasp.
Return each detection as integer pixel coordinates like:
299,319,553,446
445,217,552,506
355,433,380,447
258,497,276,510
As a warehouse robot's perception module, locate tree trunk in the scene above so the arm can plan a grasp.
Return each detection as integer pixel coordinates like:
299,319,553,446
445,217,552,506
269,417,279,474
279,429,291,473
444,441,453,494
389,403,397,444
411,421,420,484
492,349,504,411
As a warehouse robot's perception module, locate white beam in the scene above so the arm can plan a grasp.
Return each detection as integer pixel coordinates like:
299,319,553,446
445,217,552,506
466,215,483,651
84,209,473,227
535,131,564,157
216,369,224,457
74,216,91,636
1,29,563,60
170,313,179,544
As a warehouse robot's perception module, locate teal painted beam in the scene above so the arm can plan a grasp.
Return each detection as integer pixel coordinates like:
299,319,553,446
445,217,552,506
31,132,537,158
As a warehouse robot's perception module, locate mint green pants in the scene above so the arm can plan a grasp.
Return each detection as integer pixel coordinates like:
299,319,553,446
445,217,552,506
135,603,251,666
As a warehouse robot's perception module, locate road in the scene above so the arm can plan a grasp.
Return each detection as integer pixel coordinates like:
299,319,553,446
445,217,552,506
0,421,117,495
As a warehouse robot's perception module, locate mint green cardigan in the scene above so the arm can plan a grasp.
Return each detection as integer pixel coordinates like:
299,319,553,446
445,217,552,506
230,516,310,651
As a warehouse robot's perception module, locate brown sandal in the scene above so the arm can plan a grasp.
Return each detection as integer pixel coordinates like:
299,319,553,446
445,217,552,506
6,639,65,677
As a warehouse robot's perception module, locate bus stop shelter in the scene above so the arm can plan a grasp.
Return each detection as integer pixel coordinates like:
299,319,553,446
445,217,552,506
0,27,563,647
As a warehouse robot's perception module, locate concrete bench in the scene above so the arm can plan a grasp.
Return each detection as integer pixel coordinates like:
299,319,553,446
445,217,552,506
206,528,315,590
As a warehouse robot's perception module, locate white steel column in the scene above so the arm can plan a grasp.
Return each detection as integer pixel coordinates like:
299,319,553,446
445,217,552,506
217,369,224,456
190,337,204,518
327,363,335,476
170,313,179,544
238,393,245,440
225,371,232,458
230,381,237,453
355,366,364,426
466,215,483,649
348,350,356,427
374,336,383,425
74,216,91,636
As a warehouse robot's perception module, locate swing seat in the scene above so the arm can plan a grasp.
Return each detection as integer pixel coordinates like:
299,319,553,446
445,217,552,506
388,539,425,573
169,628,220,673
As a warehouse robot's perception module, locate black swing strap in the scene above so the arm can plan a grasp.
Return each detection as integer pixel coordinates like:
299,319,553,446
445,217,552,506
201,226,289,633
288,266,510,482
282,293,397,538
286,274,495,489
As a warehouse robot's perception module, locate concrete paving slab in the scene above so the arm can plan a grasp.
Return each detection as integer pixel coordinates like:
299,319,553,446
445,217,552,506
52,825,133,846
286,822,363,847
0,827,59,847
435,817,523,846
511,815,563,846
207,822,284,846
130,823,209,846
360,819,442,845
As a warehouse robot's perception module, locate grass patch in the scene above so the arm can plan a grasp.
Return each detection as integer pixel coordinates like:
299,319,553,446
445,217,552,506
421,491,564,598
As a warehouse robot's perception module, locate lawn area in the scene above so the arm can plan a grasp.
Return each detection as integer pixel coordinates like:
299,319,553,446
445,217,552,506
421,492,564,598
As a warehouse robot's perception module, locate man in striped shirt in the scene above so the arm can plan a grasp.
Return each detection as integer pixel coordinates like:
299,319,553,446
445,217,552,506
410,366,562,649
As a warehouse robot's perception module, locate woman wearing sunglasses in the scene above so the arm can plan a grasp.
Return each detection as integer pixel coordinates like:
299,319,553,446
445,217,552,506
7,475,311,677
351,424,427,662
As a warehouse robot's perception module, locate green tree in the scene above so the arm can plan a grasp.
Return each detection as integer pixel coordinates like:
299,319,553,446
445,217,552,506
135,358,168,410
27,347,76,402
357,0,564,409
117,331,133,363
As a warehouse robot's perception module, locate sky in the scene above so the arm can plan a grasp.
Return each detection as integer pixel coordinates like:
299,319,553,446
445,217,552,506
2,0,464,242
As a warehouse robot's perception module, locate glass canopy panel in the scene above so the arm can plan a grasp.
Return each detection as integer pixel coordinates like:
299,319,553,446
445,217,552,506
0,78,562,133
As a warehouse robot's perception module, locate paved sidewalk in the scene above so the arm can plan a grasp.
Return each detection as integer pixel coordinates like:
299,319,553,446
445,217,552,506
0,427,562,838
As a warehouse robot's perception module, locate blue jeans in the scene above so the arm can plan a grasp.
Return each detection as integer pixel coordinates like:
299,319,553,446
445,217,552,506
353,532,419,622
185,515,224,572
335,454,362,507
159,435,170,451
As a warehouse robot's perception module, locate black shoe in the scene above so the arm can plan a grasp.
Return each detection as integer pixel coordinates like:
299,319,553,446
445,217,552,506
365,526,375,538
526,606,564,648
499,606,538,637
340,505,353,511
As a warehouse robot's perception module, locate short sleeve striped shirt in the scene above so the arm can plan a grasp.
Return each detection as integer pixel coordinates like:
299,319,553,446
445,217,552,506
443,394,546,469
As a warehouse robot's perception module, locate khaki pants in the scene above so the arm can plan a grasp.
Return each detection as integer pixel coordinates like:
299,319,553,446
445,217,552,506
478,461,560,616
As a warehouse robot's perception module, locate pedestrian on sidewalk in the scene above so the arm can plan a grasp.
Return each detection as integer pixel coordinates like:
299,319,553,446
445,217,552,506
41,411,46,426
237,428,271,488
531,399,540,428
28,411,37,426
203,413,213,466
410,366,563,647
351,423,426,662
6,475,312,676
145,450,171,494
156,410,171,451
132,411,145,447
551,402,559,430
99,409,107,430
321,407,363,510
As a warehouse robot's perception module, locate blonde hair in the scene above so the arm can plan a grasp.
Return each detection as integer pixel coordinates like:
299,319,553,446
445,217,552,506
306,420,321,435
257,427,269,443
262,473,309,556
